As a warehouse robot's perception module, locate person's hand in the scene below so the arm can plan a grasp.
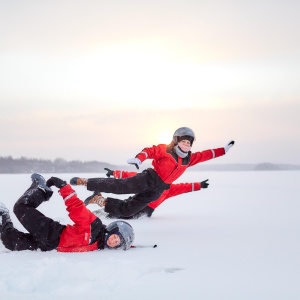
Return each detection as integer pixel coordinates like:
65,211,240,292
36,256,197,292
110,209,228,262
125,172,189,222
104,168,114,178
127,158,142,169
46,177,67,189
224,140,235,153
200,179,209,189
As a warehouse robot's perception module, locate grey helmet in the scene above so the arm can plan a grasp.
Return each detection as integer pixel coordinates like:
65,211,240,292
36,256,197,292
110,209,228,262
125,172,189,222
172,127,195,158
173,127,195,145
105,221,135,250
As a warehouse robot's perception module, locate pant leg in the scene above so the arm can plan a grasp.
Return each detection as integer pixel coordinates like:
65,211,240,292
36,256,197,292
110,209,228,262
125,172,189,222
87,169,161,194
1,221,41,251
16,182,53,209
106,206,154,220
13,186,66,251
104,185,169,217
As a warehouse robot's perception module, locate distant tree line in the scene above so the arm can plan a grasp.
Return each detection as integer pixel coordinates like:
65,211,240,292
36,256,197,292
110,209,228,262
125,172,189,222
0,156,116,173
1,156,299,173
254,162,300,171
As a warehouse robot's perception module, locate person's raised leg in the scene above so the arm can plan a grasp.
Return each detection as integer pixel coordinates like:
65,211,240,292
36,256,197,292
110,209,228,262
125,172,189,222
0,201,41,251
13,174,65,250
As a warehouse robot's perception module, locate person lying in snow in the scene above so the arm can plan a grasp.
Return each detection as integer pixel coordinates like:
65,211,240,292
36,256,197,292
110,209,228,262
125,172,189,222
0,174,134,252
70,127,234,219
86,168,210,220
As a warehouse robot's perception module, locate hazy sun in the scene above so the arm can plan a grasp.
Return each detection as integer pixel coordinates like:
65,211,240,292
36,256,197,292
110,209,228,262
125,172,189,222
157,130,174,144
79,40,220,110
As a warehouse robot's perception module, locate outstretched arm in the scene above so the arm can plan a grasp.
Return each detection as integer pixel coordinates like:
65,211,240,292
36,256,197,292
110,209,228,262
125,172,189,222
148,180,208,210
127,144,163,169
189,140,235,166
59,184,98,226
104,168,138,179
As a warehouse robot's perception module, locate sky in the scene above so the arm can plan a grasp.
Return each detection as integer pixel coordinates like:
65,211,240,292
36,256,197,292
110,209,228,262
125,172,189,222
1,171,300,299
0,0,300,165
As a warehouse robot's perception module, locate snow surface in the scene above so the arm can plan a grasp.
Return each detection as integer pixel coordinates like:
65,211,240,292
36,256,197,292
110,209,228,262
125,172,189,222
0,171,299,300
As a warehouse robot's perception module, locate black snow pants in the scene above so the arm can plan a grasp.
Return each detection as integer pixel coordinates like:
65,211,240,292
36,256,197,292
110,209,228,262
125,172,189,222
87,168,170,217
106,205,155,220
1,183,65,251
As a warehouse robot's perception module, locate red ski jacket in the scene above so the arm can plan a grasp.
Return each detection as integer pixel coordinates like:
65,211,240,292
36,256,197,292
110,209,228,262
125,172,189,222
113,170,201,210
134,144,225,184
57,185,105,252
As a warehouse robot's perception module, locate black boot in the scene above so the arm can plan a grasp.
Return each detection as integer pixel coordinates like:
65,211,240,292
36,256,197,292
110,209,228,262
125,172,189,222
0,202,12,233
31,173,53,201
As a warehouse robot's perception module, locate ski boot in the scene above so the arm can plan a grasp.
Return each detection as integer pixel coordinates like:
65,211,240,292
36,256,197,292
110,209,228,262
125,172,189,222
70,177,88,186
31,173,53,200
84,192,106,207
0,202,12,232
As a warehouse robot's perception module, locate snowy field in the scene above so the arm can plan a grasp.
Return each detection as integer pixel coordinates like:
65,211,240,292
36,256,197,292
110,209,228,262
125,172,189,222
0,171,299,300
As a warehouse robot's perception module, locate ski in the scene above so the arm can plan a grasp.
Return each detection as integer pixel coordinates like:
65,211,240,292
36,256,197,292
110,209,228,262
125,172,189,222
131,244,157,248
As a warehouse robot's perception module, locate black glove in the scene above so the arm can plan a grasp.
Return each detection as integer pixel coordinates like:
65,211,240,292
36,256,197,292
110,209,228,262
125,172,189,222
104,168,114,178
46,177,67,189
200,179,209,189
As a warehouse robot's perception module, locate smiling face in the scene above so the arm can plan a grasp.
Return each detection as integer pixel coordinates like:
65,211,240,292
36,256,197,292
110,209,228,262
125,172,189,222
178,139,192,152
106,234,121,249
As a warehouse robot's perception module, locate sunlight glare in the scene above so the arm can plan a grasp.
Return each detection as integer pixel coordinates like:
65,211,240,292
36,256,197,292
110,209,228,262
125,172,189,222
157,130,174,144
60,39,247,111
77,41,224,109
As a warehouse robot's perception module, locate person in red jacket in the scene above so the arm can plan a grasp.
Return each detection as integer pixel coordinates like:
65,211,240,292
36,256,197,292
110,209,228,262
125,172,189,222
0,174,134,252
88,168,209,220
70,127,235,218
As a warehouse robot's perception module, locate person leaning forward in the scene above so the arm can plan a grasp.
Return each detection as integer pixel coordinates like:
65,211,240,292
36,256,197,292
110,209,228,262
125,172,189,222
70,127,235,218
